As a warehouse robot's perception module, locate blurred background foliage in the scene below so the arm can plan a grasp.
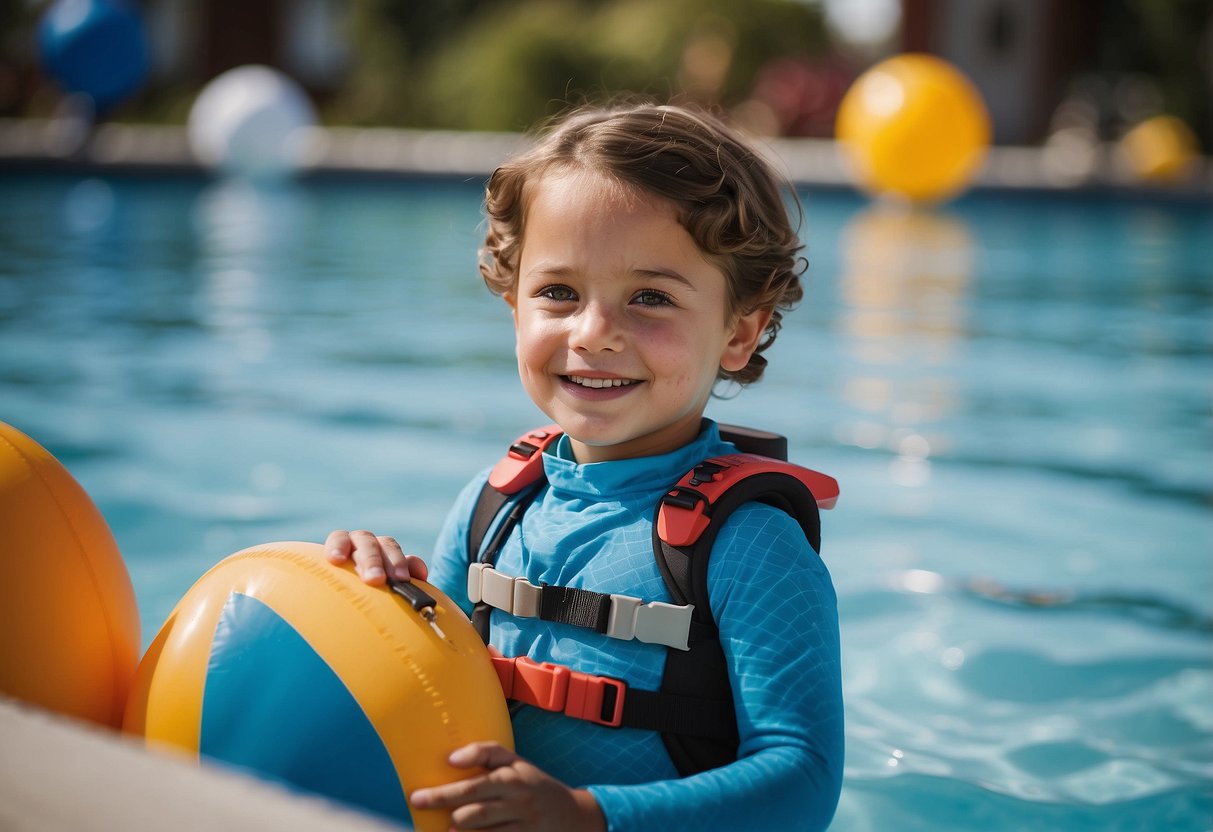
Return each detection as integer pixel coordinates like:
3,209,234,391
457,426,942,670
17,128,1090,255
0,0,1209,148
332,0,831,131
1086,0,1211,142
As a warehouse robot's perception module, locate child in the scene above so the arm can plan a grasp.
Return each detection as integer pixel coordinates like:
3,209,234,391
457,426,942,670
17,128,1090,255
326,102,843,831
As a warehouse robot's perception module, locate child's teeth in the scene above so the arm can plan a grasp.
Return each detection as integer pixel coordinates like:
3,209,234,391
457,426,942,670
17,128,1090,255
569,375,633,389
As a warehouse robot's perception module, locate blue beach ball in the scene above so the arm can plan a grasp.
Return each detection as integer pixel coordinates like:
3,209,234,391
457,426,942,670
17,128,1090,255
38,0,150,113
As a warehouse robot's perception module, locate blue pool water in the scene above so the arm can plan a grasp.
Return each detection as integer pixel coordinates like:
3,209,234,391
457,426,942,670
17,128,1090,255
1,169,1210,830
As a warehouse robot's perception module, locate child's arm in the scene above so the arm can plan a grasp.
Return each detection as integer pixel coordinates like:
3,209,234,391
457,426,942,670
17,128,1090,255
588,503,844,831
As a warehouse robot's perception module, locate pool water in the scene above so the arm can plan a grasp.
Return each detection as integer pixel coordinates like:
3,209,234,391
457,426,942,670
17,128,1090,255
1,170,1209,830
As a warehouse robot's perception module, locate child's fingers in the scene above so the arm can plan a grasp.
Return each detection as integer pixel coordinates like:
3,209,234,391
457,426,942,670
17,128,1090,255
373,534,416,581
324,529,353,563
404,554,429,581
410,748,518,810
448,741,520,770
326,531,428,584
410,775,490,810
346,529,390,584
449,794,520,830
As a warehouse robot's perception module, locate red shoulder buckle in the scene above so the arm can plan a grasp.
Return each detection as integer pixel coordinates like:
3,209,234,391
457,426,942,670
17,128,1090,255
492,654,626,728
487,425,563,493
656,453,840,548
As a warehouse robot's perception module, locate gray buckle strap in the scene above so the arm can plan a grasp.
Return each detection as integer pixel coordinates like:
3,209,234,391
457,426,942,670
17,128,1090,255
468,562,542,616
467,563,693,651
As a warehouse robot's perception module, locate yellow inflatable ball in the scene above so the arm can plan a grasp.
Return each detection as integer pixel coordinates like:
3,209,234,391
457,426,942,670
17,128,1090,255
836,53,991,203
0,421,140,728
1120,115,1200,183
123,541,513,832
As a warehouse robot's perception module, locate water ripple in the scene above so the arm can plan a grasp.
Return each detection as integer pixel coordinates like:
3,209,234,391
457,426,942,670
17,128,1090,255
836,772,1213,832
958,577,1213,634
956,649,1199,703
840,572,1213,829
881,569,1213,636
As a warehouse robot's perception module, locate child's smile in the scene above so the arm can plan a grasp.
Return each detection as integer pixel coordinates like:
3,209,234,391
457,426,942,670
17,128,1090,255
507,168,768,463
561,373,640,397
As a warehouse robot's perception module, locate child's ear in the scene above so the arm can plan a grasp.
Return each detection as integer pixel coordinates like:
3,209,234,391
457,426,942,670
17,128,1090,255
504,291,519,326
720,307,772,373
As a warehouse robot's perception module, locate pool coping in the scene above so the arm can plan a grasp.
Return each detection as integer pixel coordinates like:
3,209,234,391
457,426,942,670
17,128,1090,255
2,118,1210,203
0,696,408,831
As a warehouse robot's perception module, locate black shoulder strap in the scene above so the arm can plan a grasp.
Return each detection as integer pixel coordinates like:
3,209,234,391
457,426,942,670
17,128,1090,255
717,423,788,460
651,425,838,776
467,485,513,565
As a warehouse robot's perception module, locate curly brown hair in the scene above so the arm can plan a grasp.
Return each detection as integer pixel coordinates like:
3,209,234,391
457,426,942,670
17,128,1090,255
480,102,805,386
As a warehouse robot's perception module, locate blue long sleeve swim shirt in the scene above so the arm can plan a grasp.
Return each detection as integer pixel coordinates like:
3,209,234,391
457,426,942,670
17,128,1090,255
428,421,844,831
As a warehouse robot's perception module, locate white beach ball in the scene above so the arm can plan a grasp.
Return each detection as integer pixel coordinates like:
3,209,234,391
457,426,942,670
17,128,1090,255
188,65,317,179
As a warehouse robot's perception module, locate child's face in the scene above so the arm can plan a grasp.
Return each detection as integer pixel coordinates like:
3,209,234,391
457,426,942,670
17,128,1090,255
506,169,769,463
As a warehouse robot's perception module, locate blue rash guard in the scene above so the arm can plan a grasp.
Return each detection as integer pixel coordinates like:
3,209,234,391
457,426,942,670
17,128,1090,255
427,421,844,831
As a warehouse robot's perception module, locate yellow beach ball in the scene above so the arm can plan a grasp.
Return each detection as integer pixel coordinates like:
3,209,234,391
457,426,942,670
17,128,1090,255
1120,115,1200,184
836,53,991,203
124,541,513,832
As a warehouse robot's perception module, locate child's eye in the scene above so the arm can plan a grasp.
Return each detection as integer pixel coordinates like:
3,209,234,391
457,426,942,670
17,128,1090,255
537,284,577,302
632,289,674,307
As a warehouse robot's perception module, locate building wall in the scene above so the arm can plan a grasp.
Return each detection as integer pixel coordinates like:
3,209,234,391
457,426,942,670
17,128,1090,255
902,0,1099,144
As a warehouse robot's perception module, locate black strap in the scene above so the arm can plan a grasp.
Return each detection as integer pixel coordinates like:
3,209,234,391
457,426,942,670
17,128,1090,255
620,689,736,740
538,584,612,633
468,484,514,565
718,423,788,460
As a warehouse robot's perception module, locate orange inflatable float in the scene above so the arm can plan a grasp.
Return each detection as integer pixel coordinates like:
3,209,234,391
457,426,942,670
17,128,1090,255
0,420,140,728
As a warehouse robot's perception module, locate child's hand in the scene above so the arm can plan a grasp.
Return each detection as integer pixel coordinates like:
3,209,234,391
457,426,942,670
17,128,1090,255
410,742,605,831
324,529,429,586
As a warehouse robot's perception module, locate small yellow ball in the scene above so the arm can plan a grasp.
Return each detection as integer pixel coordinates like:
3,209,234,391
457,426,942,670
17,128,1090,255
836,53,992,203
1120,115,1200,184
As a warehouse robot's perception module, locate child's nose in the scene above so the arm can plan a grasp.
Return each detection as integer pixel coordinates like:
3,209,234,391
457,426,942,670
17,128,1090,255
570,302,625,352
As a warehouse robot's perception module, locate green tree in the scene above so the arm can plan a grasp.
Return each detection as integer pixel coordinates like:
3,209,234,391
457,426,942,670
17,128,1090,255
338,0,830,131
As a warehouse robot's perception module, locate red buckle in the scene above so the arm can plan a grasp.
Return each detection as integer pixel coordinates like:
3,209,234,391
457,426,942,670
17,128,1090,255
488,425,562,493
657,487,712,547
491,655,625,728
657,454,841,547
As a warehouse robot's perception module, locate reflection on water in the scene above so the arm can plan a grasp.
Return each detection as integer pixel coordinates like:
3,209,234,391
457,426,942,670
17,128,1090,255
1,173,1210,831
194,178,313,262
64,178,117,235
193,180,312,363
837,204,974,495
841,203,974,355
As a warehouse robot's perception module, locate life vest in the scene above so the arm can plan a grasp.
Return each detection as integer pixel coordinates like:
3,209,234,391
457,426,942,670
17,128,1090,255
464,424,839,776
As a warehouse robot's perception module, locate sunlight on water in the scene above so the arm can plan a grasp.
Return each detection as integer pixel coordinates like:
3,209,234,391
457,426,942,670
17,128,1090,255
1,172,1209,830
